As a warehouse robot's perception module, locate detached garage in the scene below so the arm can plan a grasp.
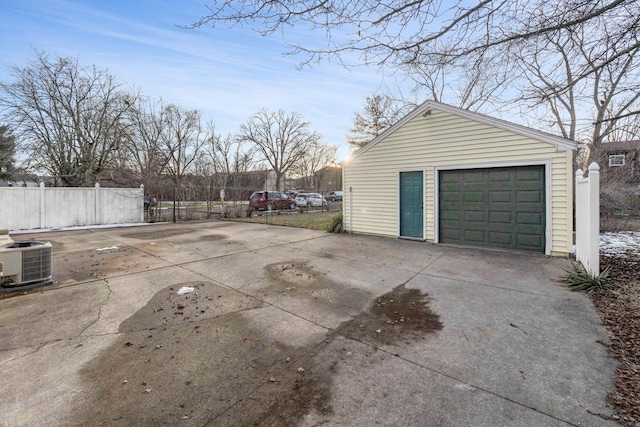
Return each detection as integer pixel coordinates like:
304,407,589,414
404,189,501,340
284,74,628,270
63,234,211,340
342,101,578,256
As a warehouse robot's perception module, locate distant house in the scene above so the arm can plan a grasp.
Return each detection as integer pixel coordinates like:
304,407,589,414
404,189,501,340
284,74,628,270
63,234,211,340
342,100,578,256
600,140,640,182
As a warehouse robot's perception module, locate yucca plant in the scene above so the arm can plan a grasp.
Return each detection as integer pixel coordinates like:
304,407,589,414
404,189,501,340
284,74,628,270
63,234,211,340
560,263,613,292
327,212,343,233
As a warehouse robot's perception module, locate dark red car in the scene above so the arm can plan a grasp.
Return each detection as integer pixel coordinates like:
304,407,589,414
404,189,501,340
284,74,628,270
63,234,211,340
249,191,297,211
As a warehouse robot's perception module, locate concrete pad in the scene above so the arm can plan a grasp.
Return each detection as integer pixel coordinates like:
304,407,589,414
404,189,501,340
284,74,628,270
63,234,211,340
186,243,418,329
51,244,172,286
12,229,122,254
290,233,450,273
79,266,234,336
0,281,109,348
424,245,573,294
310,338,574,426
0,334,120,427
380,273,616,425
0,222,618,426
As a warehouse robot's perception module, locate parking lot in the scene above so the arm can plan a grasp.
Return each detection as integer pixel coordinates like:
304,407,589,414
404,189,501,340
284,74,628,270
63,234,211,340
0,220,617,426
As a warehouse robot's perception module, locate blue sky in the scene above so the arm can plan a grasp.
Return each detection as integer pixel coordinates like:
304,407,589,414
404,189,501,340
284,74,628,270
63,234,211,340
0,0,402,161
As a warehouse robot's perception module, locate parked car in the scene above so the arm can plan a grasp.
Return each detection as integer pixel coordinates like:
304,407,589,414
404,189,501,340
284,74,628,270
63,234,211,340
249,191,297,211
326,191,343,202
295,192,327,208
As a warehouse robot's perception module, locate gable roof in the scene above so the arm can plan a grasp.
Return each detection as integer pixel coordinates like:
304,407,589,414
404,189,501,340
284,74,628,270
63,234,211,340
350,100,579,160
601,140,640,152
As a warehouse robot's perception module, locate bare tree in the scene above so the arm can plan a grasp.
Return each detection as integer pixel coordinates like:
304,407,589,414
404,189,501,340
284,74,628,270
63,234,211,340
293,142,338,190
117,96,170,194
510,15,640,163
192,1,640,137
160,104,205,201
191,1,638,76
206,125,255,193
0,125,16,181
347,94,406,149
0,51,134,186
236,109,321,190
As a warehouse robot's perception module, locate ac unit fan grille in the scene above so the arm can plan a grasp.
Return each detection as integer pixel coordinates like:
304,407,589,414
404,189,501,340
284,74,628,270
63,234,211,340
21,247,52,283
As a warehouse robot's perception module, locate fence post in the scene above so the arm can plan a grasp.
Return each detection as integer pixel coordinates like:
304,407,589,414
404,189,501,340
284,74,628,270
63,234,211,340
40,182,45,229
587,162,600,276
575,163,600,276
95,183,101,225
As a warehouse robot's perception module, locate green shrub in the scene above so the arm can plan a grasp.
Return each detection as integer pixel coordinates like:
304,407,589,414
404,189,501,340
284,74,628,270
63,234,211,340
327,212,343,233
559,263,613,292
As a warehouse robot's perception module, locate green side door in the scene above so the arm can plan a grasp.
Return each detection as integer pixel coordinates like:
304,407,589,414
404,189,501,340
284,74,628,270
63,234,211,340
400,171,424,238
439,166,545,252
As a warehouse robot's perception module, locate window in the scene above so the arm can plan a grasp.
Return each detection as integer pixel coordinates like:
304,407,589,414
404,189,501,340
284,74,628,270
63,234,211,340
609,154,625,167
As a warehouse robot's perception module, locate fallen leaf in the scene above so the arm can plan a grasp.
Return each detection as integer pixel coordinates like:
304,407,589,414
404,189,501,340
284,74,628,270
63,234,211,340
297,367,304,372
268,376,277,382
144,388,152,394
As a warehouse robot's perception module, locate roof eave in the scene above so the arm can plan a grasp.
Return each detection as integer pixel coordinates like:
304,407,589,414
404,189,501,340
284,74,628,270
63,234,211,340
349,100,579,162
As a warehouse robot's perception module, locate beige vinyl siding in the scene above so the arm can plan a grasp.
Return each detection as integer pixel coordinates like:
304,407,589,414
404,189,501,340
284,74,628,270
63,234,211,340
343,108,574,256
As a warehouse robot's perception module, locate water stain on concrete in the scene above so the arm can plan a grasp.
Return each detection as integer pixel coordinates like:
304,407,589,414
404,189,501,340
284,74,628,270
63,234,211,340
73,278,442,426
218,284,443,425
52,245,137,284
262,261,372,314
119,281,264,332
197,234,228,242
339,284,443,346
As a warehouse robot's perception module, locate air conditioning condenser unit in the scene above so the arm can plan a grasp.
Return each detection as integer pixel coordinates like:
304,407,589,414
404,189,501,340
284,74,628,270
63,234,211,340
0,241,53,287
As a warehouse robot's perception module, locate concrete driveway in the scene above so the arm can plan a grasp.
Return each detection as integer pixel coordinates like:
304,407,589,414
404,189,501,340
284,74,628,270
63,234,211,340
0,220,616,426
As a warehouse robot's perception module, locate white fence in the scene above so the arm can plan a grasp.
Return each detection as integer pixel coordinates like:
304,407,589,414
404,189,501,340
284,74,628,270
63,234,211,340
0,183,144,231
575,163,600,275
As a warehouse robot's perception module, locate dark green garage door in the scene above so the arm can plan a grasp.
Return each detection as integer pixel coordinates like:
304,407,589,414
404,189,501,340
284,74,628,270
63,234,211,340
439,165,545,253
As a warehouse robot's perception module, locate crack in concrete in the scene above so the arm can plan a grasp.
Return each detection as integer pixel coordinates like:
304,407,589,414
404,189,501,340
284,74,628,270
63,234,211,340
76,279,113,338
0,339,61,367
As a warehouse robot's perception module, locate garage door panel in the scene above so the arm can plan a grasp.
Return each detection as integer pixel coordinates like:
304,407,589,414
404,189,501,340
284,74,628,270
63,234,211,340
488,169,512,181
441,229,462,241
464,230,486,243
463,171,485,183
517,234,544,250
463,192,485,202
517,212,544,226
439,165,545,253
516,168,544,180
489,212,512,223
441,192,461,202
488,231,513,246
441,210,461,221
517,190,544,203
490,191,512,202
464,210,486,222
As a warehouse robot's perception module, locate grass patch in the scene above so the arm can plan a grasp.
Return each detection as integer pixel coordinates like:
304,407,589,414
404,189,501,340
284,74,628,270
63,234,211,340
227,211,337,230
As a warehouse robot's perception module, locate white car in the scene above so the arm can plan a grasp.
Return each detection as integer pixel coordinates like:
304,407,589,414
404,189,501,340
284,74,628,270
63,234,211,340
327,191,343,202
295,192,327,208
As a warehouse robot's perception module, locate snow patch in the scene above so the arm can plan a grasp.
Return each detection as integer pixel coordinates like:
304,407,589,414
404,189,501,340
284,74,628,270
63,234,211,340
600,232,640,258
177,286,195,296
96,246,118,252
